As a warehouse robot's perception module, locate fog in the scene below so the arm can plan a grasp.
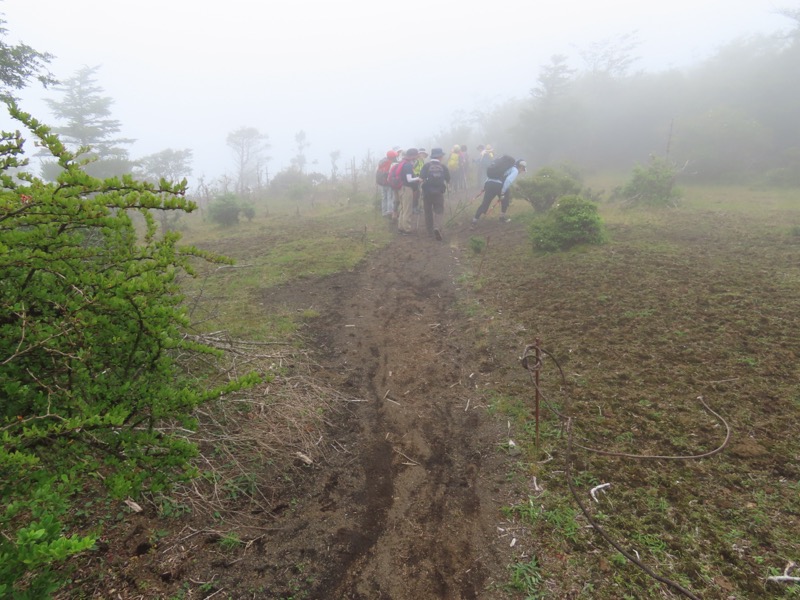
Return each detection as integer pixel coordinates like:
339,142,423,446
0,0,792,186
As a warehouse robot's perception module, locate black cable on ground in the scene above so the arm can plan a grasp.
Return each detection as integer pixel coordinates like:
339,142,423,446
565,418,701,600
520,341,732,600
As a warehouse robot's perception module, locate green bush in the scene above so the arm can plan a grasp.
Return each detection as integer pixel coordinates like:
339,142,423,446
529,195,606,252
513,165,583,213
207,192,245,226
619,155,681,206
0,104,258,596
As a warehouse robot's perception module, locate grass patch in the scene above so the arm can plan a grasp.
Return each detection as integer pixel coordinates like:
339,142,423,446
177,205,391,339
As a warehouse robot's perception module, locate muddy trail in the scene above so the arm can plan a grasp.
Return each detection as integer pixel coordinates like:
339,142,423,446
253,227,516,599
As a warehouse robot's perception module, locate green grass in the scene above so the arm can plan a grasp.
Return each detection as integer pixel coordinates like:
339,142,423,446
506,556,544,599
176,203,391,340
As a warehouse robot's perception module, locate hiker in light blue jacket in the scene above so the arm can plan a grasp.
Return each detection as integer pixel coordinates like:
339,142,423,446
472,157,527,226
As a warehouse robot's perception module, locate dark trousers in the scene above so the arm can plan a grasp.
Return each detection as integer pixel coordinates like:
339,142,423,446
474,180,505,219
423,190,445,233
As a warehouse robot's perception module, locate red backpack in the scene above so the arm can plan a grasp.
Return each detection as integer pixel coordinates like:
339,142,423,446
387,161,406,190
375,157,393,186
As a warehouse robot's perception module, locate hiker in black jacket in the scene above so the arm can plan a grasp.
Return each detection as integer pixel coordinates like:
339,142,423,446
419,147,451,241
471,157,526,226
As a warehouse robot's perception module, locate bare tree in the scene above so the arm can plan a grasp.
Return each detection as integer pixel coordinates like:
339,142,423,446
329,149,341,182
577,32,642,79
291,130,309,173
226,126,270,196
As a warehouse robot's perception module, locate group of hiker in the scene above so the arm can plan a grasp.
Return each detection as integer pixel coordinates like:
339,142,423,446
375,144,527,240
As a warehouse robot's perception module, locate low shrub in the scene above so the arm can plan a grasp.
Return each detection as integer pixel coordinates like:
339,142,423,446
208,192,249,226
529,195,606,252
618,155,681,206
514,165,583,213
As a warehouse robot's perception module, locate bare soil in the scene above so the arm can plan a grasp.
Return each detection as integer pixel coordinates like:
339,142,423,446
248,226,517,599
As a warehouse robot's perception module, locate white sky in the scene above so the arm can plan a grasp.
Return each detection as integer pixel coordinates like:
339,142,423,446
0,0,792,187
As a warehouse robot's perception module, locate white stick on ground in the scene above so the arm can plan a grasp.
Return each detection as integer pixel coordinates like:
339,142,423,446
767,561,799,584
590,483,611,503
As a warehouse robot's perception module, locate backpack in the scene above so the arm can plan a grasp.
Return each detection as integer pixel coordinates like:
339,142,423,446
423,161,446,192
375,158,393,186
387,161,405,190
447,152,461,171
486,154,516,180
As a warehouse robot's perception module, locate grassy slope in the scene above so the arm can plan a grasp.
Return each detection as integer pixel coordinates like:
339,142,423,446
467,183,800,599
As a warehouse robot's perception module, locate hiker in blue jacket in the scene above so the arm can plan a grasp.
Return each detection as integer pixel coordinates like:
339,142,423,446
471,158,527,226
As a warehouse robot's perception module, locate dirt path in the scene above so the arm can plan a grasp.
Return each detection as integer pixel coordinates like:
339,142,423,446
259,227,514,599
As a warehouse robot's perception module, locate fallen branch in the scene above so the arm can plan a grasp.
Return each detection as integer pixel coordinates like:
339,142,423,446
767,561,799,584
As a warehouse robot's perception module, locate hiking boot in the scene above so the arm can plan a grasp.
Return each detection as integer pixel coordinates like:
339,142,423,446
470,218,478,230
434,229,443,241
499,214,511,223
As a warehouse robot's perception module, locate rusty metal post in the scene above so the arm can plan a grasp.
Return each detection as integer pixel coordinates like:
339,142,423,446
521,341,543,457
534,338,541,454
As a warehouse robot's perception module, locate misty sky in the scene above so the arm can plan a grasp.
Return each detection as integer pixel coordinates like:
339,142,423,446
0,0,792,187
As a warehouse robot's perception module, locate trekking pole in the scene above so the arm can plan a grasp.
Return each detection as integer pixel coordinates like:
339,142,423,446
486,195,502,216
446,188,483,227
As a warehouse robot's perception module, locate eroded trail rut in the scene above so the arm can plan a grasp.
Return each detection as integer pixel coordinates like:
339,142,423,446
265,233,512,599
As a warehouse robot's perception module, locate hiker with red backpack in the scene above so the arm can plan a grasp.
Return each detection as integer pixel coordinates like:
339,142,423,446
376,149,398,218
471,155,527,227
419,147,451,241
412,148,428,217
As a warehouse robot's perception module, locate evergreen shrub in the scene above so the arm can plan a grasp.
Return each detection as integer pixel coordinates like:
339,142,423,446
0,104,258,596
529,195,606,252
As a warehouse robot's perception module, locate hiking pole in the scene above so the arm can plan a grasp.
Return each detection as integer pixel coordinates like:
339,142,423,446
446,188,483,227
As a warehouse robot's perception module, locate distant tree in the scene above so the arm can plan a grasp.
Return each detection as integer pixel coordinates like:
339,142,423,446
135,148,193,184
674,105,771,181
135,148,194,231
291,130,309,173
578,32,641,79
41,65,135,179
519,55,579,164
531,54,575,106
0,16,55,99
329,149,341,183
226,126,269,196
776,4,800,31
